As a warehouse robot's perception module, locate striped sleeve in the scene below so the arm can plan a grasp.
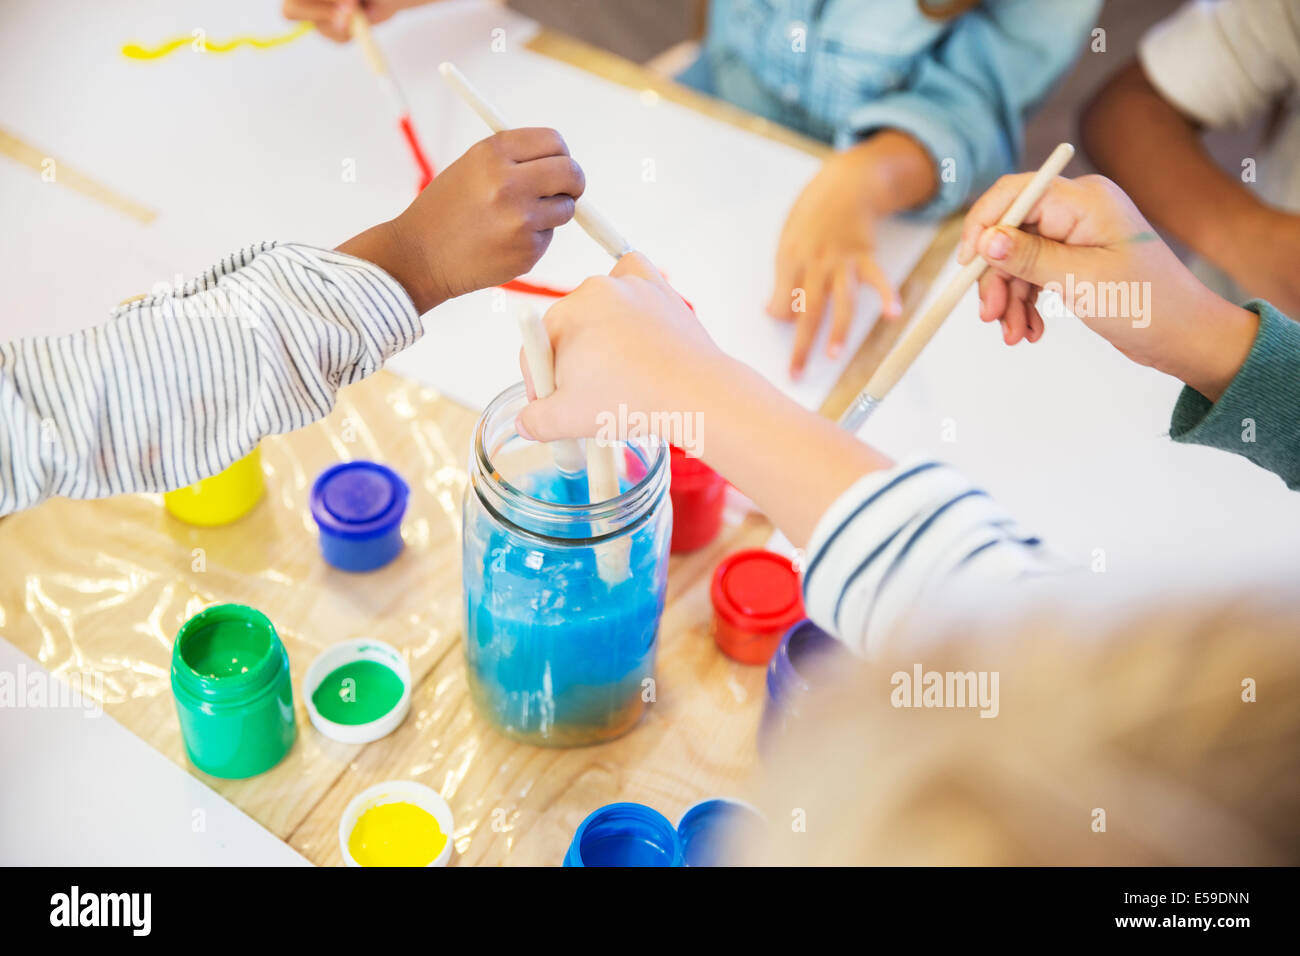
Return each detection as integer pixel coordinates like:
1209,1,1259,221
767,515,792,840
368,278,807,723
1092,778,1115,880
801,460,1056,656
0,242,420,515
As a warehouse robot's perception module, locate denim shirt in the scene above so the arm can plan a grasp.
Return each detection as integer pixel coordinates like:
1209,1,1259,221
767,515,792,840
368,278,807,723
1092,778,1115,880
678,0,1101,216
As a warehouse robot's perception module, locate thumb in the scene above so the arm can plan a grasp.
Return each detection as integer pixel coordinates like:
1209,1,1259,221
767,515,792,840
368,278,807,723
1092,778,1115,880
977,225,1079,289
515,393,567,444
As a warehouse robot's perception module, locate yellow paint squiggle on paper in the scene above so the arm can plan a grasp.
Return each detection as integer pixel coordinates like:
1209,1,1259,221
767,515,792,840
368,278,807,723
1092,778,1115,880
121,21,312,61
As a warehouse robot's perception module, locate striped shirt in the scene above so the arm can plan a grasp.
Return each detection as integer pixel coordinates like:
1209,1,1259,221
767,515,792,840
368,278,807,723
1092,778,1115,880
0,242,419,516
802,460,1054,656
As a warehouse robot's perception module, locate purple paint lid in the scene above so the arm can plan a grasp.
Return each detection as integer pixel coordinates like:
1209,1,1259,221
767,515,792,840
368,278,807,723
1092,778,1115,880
310,461,408,539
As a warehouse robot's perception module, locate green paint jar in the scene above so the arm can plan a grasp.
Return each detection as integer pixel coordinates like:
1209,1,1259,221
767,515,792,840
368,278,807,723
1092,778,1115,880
171,603,296,779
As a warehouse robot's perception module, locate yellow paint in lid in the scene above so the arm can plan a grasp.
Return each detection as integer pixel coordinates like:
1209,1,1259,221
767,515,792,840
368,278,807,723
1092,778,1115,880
348,801,447,867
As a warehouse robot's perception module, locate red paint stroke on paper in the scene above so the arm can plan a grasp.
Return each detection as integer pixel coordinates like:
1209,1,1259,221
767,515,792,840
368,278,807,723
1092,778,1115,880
399,114,435,191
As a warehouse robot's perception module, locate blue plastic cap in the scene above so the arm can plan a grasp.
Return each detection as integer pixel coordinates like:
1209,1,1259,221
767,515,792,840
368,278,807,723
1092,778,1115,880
677,799,765,867
766,618,843,706
311,461,408,538
563,803,684,867
310,461,409,572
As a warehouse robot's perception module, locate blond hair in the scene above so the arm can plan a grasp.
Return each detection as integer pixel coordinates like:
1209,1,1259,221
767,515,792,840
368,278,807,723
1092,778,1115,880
748,598,1300,865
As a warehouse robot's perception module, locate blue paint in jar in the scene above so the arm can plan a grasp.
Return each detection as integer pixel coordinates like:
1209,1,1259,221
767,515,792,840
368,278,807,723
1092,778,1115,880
463,385,672,748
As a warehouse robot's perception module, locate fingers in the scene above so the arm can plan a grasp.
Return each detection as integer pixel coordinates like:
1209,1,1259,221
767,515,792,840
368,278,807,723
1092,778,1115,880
518,348,538,401
610,251,667,284
978,270,1044,345
520,154,586,201
977,225,1079,291
960,174,1105,266
1026,298,1045,342
285,0,356,41
827,261,856,359
515,394,563,443
767,253,802,320
790,267,831,378
494,127,571,163
1002,282,1031,345
978,271,1009,324
531,195,577,231
857,254,901,319
958,173,1036,264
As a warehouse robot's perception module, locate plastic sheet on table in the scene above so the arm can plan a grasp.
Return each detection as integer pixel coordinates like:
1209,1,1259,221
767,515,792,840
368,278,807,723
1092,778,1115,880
0,370,769,865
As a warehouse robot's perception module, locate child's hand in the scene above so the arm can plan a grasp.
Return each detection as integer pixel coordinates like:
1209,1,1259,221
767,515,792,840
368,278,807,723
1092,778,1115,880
515,253,720,443
767,147,904,379
957,174,1258,401
349,129,584,313
283,0,432,41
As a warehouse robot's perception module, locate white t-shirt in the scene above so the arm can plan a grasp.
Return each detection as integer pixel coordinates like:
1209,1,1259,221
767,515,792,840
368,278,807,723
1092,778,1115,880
1139,0,1300,212
1139,0,1300,302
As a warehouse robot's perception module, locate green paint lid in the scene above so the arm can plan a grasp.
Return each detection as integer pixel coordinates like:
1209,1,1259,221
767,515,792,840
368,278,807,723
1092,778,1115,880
303,638,412,744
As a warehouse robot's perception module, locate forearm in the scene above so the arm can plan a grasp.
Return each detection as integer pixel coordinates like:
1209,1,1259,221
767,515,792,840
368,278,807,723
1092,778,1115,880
0,243,419,515
665,354,892,547
660,354,1052,654
1083,62,1268,264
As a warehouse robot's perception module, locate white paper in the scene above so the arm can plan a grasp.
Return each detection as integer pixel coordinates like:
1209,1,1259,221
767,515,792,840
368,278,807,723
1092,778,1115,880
851,260,1300,595
0,0,933,411
0,639,309,866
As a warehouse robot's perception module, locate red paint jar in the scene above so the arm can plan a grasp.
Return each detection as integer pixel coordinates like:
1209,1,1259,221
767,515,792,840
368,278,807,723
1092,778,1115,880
710,549,805,665
669,445,726,553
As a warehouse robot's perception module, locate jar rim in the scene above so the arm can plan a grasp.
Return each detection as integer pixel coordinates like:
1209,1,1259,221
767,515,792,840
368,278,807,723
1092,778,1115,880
171,603,285,702
471,383,669,543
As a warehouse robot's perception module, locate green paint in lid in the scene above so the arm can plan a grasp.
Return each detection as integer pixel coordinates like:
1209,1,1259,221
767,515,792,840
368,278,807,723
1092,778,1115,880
311,658,405,726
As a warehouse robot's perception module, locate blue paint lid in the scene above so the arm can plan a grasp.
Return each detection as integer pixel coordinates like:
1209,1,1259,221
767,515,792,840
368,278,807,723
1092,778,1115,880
310,461,409,539
767,618,845,707
677,799,765,867
563,803,684,867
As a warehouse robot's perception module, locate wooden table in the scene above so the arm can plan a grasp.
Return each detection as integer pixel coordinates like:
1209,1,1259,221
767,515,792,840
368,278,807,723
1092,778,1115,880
0,29,958,866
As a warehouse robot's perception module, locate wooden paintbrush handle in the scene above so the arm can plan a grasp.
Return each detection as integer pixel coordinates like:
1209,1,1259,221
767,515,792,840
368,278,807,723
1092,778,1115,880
862,142,1076,404
350,12,386,76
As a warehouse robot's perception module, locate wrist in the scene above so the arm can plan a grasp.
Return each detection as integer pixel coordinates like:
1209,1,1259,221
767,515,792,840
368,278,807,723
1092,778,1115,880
386,212,448,314
647,349,745,447
842,130,938,215
336,218,446,315
1169,294,1259,402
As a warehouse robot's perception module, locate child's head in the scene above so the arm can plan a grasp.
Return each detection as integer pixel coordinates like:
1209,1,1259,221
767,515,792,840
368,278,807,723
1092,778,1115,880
748,597,1300,865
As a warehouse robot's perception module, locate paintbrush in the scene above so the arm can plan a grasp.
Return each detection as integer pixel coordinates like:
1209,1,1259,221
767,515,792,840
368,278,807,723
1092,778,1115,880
516,306,588,504
440,60,634,584
438,61,632,259
838,142,1076,431
351,11,434,190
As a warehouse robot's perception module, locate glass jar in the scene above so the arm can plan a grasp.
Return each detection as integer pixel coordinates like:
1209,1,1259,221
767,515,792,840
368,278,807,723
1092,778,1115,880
462,384,672,747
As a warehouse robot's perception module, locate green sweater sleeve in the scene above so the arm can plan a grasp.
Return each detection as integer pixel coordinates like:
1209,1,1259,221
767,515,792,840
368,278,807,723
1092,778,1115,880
1169,300,1300,490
